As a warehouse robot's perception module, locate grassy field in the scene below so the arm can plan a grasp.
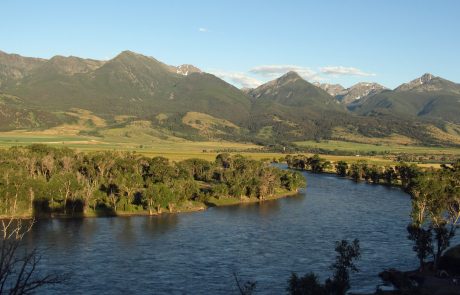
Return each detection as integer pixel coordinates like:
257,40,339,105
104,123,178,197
294,140,460,156
0,132,262,161
0,130,457,167
0,131,394,164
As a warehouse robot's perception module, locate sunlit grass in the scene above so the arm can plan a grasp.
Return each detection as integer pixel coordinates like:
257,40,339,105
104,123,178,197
294,140,460,155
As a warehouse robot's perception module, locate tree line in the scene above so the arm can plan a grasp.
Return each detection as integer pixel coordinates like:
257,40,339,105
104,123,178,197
0,145,305,217
286,154,422,187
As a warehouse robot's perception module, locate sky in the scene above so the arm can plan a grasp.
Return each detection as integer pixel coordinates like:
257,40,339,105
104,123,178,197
1,0,459,89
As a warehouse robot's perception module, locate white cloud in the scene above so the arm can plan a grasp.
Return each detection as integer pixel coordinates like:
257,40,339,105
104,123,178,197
250,65,323,82
198,27,209,32
208,64,376,89
211,70,262,88
319,66,376,77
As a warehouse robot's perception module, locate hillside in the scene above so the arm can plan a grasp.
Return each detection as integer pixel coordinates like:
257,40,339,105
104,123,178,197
248,72,349,141
1,51,251,125
0,50,46,87
350,74,460,123
0,50,460,147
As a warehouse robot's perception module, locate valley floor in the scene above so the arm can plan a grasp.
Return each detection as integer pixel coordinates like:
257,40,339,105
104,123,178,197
1,131,459,167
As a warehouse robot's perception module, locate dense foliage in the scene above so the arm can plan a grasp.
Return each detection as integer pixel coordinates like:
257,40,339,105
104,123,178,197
287,154,422,187
0,145,304,217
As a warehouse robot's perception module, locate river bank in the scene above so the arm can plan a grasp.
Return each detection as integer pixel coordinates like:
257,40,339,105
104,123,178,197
205,189,300,207
0,189,300,220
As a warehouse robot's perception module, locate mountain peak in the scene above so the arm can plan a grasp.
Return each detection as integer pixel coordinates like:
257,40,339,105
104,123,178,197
282,71,302,79
419,73,434,83
273,71,303,85
42,55,105,75
176,64,201,76
119,50,138,56
395,73,441,92
336,82,387,104
113,50,146,60
314,82,345,96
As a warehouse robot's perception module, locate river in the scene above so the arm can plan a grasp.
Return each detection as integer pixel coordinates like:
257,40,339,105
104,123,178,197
29,169,416,294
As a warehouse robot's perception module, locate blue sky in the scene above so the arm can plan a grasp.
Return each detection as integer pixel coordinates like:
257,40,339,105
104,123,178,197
1,0,459,88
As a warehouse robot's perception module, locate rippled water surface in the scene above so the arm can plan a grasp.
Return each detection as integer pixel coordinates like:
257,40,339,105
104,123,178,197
30,170,417,294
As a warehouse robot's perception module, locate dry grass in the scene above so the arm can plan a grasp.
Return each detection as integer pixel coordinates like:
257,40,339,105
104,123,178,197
427,125,460,146
332,127,418,145
294,139,460,156
182,111,240,138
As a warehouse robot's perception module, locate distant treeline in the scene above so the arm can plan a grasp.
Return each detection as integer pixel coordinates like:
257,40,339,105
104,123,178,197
286,154,413,186
214,143,460,165
0,145,305,217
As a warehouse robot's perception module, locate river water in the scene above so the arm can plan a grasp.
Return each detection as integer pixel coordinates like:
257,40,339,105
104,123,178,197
29,169,417,294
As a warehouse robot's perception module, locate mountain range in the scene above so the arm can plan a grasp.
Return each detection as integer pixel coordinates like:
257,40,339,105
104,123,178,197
1,49,460,146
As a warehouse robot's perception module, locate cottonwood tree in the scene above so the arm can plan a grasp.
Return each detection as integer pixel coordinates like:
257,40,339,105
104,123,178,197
117,174,143,211
383,166,397,185
407,224,433,271
349,161,367,182
335,161,348,177
50,173,81,215
407,163,460,269
307,154,331,173
396,162,420,192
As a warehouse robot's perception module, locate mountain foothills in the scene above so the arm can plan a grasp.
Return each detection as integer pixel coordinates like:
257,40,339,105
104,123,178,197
1,50,460,146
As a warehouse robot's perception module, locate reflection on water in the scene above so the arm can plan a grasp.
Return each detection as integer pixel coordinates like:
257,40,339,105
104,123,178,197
142,214,179,235
117,218,137,245
217,197,284,218
30,171,424,294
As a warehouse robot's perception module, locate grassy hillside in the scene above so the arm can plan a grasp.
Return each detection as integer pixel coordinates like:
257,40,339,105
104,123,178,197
248,72,349,141
1,51,251,126
1,51,460,147
351,75,460,123
351,91,460,123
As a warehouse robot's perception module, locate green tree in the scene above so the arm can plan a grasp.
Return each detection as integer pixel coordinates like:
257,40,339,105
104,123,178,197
396,162,420,192
49,173,81,215
325,239,361,295
406,224,433,271
307,154,331,173
211,183,229,198
367,165,383,184
117,173,143,211
407,164,460,269
335,161,348,177
153,183,175,213
281,171,305,191
348,161,367,182
383,166,397,185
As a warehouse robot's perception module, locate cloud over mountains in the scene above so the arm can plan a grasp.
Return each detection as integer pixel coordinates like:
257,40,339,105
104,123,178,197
211,64,376,88
320,66,376,77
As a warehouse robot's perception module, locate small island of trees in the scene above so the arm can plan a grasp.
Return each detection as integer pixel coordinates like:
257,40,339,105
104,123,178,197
0,145,305,218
